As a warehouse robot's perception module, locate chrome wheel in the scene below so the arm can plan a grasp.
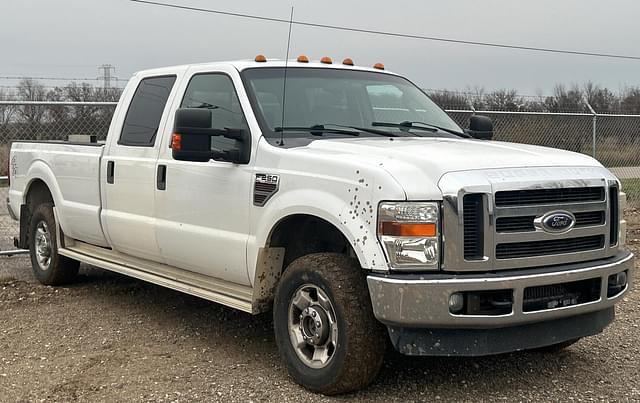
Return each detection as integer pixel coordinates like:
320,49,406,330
34,221,52,271
288,284,338,369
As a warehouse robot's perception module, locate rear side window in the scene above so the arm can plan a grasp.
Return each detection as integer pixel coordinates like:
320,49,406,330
119,75,177,146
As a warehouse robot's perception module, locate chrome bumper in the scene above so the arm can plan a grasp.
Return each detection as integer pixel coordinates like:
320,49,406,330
367,252,634,328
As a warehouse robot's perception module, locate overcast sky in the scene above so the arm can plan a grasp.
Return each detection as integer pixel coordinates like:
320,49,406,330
2,0,640,94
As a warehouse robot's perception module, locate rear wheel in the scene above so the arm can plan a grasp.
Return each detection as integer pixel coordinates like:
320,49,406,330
273,253,386,395
28,203,79,285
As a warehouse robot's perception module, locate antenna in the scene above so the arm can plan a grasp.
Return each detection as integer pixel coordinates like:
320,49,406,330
279,6,294,146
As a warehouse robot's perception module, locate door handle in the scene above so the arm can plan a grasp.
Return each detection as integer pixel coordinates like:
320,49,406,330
107,161,115,184
157,164,167,190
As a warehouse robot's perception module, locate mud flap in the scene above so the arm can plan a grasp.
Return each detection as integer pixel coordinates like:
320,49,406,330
17,204,29,249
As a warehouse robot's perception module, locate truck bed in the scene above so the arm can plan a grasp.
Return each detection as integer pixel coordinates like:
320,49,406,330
9,141,108,247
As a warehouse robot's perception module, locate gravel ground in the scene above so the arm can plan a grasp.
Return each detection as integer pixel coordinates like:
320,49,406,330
0,211,638,402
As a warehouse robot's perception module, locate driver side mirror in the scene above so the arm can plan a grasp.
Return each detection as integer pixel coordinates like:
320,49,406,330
467,115,494,140
171,108,250,164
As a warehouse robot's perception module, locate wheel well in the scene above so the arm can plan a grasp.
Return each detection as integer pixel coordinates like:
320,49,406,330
25,179,54,209
268,214,355,269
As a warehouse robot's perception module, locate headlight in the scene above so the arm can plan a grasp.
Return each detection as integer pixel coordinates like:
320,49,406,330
377,202,440,271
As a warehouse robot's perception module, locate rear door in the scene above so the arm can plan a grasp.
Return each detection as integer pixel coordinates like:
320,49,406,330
101,74,179,261
153,65,253,285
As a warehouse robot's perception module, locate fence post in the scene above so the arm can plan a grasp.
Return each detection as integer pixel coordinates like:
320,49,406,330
586,101,597,158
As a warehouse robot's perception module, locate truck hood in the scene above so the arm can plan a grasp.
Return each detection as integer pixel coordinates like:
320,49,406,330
300,137,604,199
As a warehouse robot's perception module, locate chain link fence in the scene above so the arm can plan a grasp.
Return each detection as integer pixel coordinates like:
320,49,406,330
0,101,117,254
446,109,640,208
0,101,638,254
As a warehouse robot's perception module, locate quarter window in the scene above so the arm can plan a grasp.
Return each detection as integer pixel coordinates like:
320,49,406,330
119,75,176,146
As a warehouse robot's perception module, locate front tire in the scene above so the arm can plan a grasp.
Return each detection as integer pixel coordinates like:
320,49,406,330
28,203,79,285
273,253,386,395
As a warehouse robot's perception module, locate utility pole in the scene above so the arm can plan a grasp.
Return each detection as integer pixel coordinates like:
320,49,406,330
98,64,116,89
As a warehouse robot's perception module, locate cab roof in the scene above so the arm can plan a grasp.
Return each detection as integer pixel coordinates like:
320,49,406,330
133,58,398,78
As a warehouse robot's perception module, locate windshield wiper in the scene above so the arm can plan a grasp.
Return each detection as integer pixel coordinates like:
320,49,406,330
274,125,361,136
320,123,401,137
372,121,471,138
274,124,403,138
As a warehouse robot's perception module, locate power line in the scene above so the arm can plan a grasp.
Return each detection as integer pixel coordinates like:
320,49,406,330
0,76,126,82
130,0,640,61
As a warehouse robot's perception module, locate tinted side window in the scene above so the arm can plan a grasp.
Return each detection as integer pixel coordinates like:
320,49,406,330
119,75,176,146
181,74,248,154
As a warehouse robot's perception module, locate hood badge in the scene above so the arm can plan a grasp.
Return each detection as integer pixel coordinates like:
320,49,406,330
535,211,576,234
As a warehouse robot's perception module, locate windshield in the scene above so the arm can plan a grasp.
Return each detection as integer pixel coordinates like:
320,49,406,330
241,67,463,139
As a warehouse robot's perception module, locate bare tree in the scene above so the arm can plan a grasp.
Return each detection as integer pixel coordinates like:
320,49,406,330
428,90,468,110
544,84,586,113
584,82,618,113
620,86,640,114
0,88,17,126
46,87,68,129
484,89,522,111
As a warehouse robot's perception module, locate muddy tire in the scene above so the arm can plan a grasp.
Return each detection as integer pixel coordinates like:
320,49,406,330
273,253,386,395
28,203,79,285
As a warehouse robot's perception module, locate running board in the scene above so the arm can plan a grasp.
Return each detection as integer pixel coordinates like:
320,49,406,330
59,241,254,313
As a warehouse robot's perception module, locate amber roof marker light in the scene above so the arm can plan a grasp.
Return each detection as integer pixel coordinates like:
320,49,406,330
320,56,333,64
373,63,385,70
297,55,309,63
254,54,267,62
342,58,354,66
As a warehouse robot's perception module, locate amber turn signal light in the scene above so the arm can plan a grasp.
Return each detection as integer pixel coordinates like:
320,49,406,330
297,55,309,63
254,54,267,62
171,133,182,150
373,63,385,70
378,222,436,237
342,58,354,66
320,56,333,64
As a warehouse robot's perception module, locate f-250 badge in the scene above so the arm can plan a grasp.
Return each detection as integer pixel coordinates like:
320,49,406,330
254,174,280,206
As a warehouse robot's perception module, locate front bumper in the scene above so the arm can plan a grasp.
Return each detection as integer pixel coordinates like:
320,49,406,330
367,251,633,328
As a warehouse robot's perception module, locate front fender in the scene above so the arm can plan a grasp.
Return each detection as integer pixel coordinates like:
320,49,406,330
248,182,402,286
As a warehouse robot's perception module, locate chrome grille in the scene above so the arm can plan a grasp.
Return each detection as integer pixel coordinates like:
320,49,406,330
495,187,605,206
463,194,484,260
440,169,620,272
609,186,619,246
496,210,605,233
496,235,604,259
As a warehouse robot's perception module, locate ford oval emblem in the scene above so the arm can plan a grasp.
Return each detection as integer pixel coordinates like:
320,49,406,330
537,211,576,233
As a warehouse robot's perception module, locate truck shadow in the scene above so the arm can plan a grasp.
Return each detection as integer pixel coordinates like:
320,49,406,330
65,266,604,398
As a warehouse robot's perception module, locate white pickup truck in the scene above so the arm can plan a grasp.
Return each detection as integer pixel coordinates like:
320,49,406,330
8,56,634,394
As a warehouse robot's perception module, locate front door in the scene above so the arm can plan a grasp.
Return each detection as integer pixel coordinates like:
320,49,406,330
154,68,253,285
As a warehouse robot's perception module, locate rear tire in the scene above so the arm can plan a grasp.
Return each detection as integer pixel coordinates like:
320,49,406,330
28,203,79,285
273,253,386,395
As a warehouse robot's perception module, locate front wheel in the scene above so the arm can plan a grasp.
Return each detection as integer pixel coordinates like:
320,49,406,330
273,253,386,395
28,203,79,285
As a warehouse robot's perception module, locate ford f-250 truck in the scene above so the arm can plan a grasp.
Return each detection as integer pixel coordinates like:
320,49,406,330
8,55,634,394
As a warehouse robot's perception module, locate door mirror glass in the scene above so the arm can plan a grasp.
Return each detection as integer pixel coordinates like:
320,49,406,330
172,108,250,163
172,73,251,163
468,115,494,140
